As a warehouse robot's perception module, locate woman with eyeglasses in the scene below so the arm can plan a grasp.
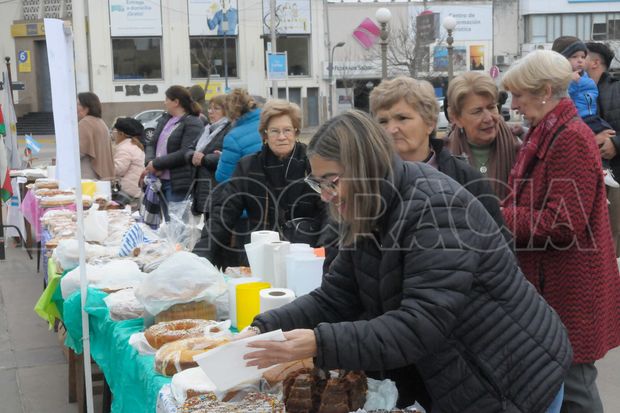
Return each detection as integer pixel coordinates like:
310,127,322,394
187,94,232,216
193,99,327,269
240,110,571,413
369,76,510,243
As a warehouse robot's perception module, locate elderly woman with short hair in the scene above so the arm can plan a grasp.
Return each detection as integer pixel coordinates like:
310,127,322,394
447,72,521,199
369,75,509,241
194,99,326,268
502,49,620,413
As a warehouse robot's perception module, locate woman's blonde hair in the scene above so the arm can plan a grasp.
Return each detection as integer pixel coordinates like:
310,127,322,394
502,50,572,99
369,76,439,128
226,88,256,121
447,72,498,118
308,110,394,246
258,99,302,141
208,94,228,116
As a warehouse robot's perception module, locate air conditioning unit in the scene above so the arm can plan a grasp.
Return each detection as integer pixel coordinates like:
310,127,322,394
494,55,514,66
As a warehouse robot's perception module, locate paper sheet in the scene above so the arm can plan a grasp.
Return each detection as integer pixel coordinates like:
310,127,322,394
194,329,286,391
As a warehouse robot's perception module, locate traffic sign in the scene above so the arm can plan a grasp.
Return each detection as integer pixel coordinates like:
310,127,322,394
266,52,288,81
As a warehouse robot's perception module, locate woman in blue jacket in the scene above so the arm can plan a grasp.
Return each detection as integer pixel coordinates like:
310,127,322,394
215,89,262,183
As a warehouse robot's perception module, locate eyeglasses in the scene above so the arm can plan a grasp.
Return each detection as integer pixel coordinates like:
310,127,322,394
304,175,340,194
266,128,296,138
208,106,223,112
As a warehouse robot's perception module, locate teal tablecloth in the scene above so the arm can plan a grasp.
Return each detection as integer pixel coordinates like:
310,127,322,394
63,288,171,413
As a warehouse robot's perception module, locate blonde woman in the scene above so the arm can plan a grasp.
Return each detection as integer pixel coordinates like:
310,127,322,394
241,110,570,413
501,50,620,413
446,72,521,199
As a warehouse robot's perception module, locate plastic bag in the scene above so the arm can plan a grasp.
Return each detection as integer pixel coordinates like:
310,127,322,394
103,288,145,321
362,378,399,411
84,204,108,242
53,239,112,271
60,259,145,299
159,196,200,251
134,251,227,316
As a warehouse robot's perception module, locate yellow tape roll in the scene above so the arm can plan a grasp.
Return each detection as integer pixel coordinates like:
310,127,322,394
236,281,271,330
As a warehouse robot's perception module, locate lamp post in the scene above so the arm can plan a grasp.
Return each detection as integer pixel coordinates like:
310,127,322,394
222,17,229,90
442,15,457,82
375,8,392,80
329,41,345,119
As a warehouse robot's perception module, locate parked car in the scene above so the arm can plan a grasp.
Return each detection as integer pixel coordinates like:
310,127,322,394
133,109,165,142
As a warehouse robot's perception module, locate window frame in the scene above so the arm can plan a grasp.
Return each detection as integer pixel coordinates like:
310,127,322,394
111,36,164,81
189,35,240,80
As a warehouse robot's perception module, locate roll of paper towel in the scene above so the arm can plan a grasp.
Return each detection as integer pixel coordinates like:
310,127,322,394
264,241,290,288
228,277,261,329
286,255,325,297
259,288,295,313
250,231,280,244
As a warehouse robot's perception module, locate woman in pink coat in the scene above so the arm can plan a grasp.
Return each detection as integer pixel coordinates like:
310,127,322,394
112,117,145,206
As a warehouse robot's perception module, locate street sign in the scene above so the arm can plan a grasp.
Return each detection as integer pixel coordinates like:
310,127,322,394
266,52,288,81
17,50,31,73
490,65,500,79
11,81,25,91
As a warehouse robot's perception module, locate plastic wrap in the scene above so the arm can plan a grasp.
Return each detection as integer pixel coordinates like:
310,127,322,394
134,251,227,316
158,198,201,251
155,336,230,376
84,204,108,242
60,259,145,299
103,288,145,321
53,239,112,271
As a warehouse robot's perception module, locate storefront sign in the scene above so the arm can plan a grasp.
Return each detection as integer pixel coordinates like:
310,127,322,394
188,0,239,36
410,4,492,41
109,0,162,37
11,22,45,37
263,0,311,34
17,50,31,73
323,61,380,79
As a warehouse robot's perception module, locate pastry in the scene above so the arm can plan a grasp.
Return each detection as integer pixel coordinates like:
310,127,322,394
34,178,59,189
155,336,229,376
144,319,221,349
263,359,314,386
171,367,217,404
180,392,284,412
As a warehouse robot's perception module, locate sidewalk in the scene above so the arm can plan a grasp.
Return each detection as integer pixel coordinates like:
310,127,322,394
0,242,619,412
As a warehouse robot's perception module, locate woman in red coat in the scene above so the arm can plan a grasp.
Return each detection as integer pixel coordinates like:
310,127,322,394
502,49,620,412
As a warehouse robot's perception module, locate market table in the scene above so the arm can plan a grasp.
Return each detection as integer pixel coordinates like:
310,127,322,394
62,288,172,413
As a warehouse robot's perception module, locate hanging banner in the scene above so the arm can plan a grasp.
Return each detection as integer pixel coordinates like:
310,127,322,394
263,0,311,34
410,4,492,41
188,0,239,36
109,0,162,37
267,52,288,80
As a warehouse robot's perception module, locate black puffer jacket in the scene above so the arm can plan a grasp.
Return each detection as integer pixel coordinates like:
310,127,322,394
144,113,204,195
189,122,232,215
194,143,327,268
254,158,572,413
596,72,620,182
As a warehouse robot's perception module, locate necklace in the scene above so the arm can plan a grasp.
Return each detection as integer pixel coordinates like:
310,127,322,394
479,161,488,175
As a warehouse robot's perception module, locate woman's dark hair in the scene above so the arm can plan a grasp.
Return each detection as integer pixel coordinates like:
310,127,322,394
165,85,202,116
77,92,103,118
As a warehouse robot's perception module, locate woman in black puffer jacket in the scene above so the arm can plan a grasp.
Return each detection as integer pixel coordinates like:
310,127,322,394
143,85,204,204
242,110,571,413
187,94,232,216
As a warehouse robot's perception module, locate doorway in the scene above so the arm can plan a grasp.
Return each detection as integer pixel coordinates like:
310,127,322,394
35,41,52,112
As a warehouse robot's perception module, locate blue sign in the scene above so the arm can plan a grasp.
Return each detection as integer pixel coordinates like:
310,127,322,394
18,50,28,63
25,134,41,154
267,53,288,81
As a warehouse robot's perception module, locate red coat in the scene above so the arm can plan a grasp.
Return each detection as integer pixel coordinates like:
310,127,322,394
502,98,620,363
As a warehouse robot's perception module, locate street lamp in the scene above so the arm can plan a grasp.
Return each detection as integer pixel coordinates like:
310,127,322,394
375,7,392,80
329,41,345,118
442,15,457,82
222,17,229,90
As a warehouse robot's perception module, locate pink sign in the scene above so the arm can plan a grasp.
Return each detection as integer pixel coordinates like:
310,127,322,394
490,65,500,79
353,18,380,49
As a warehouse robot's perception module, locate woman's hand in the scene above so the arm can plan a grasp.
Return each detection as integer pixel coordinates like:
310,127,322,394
596,130,617,160
145,161,157,174
192,151,205,167
244,329,317,369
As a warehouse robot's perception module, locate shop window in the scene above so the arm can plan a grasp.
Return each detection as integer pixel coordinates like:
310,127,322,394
263,36,310,76
112,37,162,80
190,37,238,79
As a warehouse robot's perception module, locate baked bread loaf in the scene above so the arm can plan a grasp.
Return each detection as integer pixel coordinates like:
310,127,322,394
155,336,229,376
263,359,314,386
34,178,59,189
145,319,221,349
155,301,217,323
